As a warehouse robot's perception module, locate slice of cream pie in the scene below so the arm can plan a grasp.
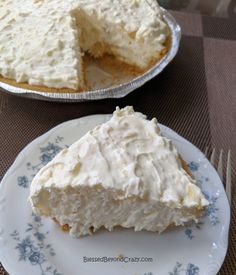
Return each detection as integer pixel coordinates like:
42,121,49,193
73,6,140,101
29,107,208,238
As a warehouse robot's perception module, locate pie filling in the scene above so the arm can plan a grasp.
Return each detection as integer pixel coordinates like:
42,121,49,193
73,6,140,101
29,107,209,238
0,0,170,91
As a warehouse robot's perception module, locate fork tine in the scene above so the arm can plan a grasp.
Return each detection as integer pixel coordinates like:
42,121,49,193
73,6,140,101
217,149,223,182
204,146,209,157
210,148,216,166
226,150,231,206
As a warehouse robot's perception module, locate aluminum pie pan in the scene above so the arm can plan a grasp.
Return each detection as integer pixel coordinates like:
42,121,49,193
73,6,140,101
0,8,181,102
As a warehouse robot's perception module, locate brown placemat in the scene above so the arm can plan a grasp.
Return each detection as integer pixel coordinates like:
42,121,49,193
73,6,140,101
0,10,235,275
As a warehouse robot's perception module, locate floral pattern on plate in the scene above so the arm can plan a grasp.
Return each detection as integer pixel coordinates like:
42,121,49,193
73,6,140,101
0,116,230,275
17,136,66,190
11,213,62,275
183,162,220,240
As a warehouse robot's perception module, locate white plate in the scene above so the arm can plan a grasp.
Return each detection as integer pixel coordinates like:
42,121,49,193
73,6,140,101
0,115,230,275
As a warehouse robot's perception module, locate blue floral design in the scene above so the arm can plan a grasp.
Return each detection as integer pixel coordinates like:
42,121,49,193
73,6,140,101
188,161,200,172
186,263,200,275
184,220,205,240
195,176,210,189
18,136,65,189
184,228,194,240
17,176,29,188
34,232,46,241
203,192,220,226
186,191,219,229
28,251,45,266
184,161,220,239
27,138,64,172
16,236,34,260
39,143,62,165
169,262,199,275
11,213,62,275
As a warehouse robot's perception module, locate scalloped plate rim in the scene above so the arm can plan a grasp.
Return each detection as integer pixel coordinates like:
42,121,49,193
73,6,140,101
0,115,230,275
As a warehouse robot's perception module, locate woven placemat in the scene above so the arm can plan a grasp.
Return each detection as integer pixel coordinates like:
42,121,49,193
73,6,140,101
0,10,235,275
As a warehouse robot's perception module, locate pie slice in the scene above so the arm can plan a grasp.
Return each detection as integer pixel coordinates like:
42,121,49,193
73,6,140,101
29,107,208,238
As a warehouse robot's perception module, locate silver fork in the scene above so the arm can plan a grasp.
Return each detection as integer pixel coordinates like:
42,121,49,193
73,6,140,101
205,147,232,206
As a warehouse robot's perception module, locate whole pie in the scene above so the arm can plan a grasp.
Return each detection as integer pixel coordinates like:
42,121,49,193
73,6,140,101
29,107,209,238
0,0,170,92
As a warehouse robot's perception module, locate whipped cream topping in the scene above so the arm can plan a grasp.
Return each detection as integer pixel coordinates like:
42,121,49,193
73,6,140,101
0,0,83,89
30,106,208,209
72,0,170,68
0,0,169,89
29,107,209,237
